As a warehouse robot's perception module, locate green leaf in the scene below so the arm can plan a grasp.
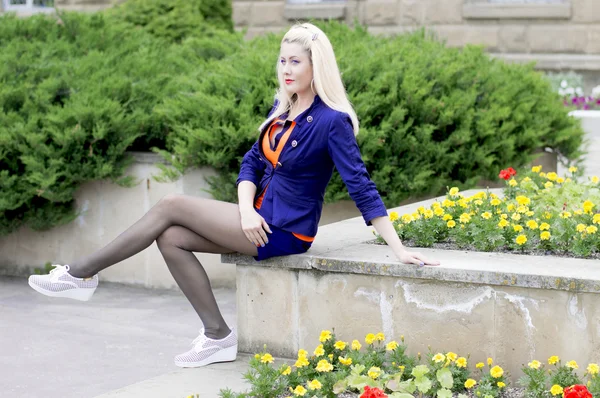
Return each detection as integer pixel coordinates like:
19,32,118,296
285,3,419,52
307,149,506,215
414,376,432,393
436,388,453,398
332,380,347,394
411,365,430,378
436,367,454,389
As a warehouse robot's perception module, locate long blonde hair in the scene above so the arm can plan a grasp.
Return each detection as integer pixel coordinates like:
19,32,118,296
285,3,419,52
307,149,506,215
259,23,359,135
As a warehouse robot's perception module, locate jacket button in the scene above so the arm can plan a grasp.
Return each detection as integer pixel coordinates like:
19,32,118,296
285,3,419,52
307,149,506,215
291,140,298,147
307,116,313,123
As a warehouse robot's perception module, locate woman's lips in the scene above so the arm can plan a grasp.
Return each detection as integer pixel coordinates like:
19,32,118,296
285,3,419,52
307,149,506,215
285,79,294,85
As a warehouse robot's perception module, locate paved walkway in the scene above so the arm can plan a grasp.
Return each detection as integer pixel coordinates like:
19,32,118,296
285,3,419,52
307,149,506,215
1,275,251,398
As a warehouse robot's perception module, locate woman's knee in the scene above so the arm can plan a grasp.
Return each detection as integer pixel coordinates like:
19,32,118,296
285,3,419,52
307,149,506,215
156,226,183,250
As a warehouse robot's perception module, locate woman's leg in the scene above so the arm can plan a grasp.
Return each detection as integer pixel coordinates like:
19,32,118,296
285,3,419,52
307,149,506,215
155,225,238,339
68,195,258,278
66,195,259,339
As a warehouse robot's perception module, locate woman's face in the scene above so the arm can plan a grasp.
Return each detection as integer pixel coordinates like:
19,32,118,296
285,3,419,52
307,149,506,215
279,41,313,98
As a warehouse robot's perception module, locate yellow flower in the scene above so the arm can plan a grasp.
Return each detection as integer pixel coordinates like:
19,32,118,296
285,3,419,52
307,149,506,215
456,357,467,368
449,187,460,196
367,366,381,379
339,356,352,366
540,231,551,241
314,345,325,357
446,352,458,362
517,205,529,214
424,209,434,219
465,379,477,389
328,354,333,360
569,166,578,173
365,333,376,345
490,365,504,378
442,199,455,208
512,213,522,221
546,172,558,181
550,385,563,396
566,178,573,183
254,354,260,359
443,214,453,221
548,356,560,365
592,176,599,184
540,172,547,178
447,220,456,228
260,353,274,364
375,332,385,341
293,385,307,396
498,382,506,388
498,219,509,228
487,357,494,366
545,182,554,189
594,214,600,224
516,196,531,206
307,379,322,390
560,211,572,219
509,179,518,187
389,212,399,222
587,363,599,375
540,222,550,231
319,330,332,342
557,177,565,184
295,356,309,368
587,225,598,234
316,359,333,372
513,225,524,232
528,360,541,369
386,341,399,351
434,207,445,216
334,341,347,350
402,214,414,223
433,353,446,363
298,349,308,357
566,360,579,369
575,209,584,215
475,199,483,206
526,220,539,230
491,198,502,206
282,365,292,375
577,223,586,233
516,235,527,245
351,340,362,351
544,211,553,219
481,212,492,220
476,362,484,369
459,213,471,223
532,165,542,173
417,206,426,214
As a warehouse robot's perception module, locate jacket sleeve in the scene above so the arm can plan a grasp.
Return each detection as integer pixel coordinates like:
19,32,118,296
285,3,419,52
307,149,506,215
327,112,388,225
236,100,278,187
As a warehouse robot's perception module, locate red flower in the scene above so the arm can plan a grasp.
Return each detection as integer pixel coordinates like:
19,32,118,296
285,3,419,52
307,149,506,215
360,386,388,398
564,385,592,398
507,167,517,176
499,169,511,180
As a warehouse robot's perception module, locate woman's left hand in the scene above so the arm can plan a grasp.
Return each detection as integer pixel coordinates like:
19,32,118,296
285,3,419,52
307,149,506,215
395,249,440,267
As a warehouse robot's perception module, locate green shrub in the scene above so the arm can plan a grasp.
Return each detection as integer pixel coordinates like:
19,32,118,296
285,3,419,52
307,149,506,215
0,11,242,235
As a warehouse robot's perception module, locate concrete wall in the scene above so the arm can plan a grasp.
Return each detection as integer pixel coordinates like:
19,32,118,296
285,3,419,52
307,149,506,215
564,111,600,178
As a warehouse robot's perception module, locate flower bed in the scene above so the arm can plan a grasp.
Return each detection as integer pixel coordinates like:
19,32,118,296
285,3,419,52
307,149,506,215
376,166,600,258
218,330,598,398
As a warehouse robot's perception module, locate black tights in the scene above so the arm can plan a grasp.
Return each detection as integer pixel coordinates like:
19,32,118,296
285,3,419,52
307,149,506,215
68,194,258,339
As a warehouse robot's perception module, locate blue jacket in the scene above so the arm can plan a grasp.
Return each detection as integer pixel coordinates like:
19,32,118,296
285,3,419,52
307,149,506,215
236,95,388,237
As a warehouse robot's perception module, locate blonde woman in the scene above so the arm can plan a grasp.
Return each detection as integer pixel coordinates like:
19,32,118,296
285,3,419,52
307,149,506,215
28,23,440,368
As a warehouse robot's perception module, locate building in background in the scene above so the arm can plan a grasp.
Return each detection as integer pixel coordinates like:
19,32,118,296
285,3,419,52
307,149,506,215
1,0,599,89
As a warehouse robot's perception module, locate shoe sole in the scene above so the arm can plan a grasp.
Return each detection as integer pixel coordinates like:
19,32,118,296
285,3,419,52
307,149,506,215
28,279,96,302
174,344,238,368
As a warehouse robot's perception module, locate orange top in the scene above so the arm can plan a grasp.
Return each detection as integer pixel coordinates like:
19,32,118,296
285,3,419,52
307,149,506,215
254,119,314,243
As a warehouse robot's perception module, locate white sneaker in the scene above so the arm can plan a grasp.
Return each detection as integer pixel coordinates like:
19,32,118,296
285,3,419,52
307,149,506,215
28,264,98,302
174,328,238,368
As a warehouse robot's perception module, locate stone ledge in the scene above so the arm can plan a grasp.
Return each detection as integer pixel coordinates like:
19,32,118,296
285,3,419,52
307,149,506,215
222,189,600,294
492,52,600,71
283,3,346,20
462,3,571,20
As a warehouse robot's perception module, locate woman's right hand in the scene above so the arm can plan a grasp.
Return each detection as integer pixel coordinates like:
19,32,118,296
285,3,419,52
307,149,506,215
240,208,272,247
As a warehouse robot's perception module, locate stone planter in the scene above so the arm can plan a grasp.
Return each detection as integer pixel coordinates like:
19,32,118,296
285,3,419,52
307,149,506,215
561,110,600,178
224,189,600,379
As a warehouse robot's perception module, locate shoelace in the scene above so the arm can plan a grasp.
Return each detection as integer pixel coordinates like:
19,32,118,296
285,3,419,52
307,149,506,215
49,264,70,282
191,330,208,348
